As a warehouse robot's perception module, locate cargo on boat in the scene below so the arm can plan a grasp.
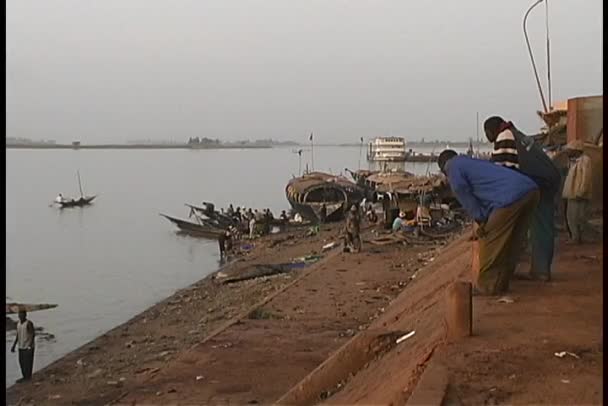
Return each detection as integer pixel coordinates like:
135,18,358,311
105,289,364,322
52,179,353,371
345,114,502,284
347,168,456,227
285,172,364,223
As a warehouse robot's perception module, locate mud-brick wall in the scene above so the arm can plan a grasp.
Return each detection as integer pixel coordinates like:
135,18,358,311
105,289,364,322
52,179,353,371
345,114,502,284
567,95,603,210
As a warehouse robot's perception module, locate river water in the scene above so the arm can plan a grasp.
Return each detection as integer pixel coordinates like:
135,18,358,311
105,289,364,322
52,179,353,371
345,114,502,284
5,145,481,385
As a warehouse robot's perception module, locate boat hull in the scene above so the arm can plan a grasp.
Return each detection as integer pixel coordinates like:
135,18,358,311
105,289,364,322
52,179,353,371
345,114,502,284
160,214,224,239
6,303,58,314
285,172,364,223
58,195,96,208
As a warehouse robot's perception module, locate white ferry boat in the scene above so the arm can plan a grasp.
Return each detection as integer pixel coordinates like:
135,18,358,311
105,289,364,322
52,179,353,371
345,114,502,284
367,137,407,162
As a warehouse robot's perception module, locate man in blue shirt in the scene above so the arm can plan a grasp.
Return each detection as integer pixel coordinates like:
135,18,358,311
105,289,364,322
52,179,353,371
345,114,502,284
438,150,540,296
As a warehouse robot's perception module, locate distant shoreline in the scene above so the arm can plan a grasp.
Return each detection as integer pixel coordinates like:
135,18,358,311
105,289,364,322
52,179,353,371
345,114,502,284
6,144,273,150
6,141,489,150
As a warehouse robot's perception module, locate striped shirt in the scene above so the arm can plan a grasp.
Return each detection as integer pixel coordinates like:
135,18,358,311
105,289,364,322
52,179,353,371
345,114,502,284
490,129,519,170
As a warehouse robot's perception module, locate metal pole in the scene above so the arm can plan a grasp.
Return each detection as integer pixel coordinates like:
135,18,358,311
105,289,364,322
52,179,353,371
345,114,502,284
523,0,549,113
476,111,480,157
545,0,552,109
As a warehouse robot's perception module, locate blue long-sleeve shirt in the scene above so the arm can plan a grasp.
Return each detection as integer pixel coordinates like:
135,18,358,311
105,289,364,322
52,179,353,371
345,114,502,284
444,156,538,223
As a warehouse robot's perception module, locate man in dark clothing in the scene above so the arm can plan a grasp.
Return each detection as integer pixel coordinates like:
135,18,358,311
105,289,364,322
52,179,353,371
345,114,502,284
218,230,231,260
319,203,327,224
438,150,539,296
263,209,273,235
484,116,561,282
344,205,362,253
11,310,35,383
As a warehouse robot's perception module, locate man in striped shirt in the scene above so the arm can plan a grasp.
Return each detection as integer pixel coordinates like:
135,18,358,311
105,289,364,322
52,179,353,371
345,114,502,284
484,116,561,282
486,117,520,169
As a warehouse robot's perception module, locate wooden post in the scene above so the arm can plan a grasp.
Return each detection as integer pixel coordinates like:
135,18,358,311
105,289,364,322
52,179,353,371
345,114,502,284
445,281,472,341
471,239,480,287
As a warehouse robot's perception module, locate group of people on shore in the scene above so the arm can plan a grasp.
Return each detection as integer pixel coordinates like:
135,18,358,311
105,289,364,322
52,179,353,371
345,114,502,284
438,115,595,296
218,204,298,259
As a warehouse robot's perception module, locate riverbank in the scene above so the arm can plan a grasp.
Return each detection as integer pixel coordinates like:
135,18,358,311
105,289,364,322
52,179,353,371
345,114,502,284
6,217,602,405
6,221,454,405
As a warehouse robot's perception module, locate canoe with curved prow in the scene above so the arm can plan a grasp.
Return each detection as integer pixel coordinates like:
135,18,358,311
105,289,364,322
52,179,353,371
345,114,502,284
58,195,97,208
160,213,225,239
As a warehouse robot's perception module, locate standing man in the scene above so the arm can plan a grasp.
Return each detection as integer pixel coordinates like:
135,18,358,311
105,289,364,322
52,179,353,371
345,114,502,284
319,203,327,225
438,150,539,295
249,216,256,239
562,140,594,244
218,230,228,260
11,309,35,383
344,205,362,253
484,116,561,282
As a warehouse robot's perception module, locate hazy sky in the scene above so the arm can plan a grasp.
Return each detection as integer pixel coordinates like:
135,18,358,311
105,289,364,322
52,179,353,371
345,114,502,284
6,1,603,143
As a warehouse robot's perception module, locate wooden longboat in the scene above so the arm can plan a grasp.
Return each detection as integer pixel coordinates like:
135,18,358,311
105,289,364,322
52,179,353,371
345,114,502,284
285,172,364,223
160,213,224,239
6,303,58,314
185,203,237,228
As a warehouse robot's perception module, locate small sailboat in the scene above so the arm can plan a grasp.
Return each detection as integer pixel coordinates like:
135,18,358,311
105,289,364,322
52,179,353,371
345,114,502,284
56,171,97,208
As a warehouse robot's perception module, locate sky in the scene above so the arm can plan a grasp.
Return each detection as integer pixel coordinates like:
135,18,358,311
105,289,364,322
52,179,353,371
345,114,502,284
6,0,603,144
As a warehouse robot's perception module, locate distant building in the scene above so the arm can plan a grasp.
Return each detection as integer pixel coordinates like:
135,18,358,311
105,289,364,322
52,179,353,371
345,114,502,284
367,137,407,162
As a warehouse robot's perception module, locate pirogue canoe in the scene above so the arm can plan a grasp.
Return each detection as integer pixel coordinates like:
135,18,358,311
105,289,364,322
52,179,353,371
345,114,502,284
58,195,97,208
160,213,225,239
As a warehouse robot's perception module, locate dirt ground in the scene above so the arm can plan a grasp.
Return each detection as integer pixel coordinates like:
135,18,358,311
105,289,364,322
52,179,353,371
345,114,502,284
6,218,602,406
442,232,603,405
304,225,603,405
6,221,450,406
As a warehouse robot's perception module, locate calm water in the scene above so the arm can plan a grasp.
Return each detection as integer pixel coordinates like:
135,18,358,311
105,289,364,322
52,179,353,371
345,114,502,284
5,146,475,385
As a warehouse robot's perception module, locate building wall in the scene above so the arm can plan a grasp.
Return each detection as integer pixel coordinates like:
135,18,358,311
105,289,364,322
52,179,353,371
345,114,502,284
567,95,603,209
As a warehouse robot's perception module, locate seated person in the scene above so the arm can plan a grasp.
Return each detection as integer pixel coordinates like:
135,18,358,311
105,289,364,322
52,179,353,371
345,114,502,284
392,211,407,232
365,205,378,223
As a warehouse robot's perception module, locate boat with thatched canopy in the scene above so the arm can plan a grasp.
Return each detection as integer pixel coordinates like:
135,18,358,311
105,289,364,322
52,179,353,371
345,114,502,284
285,172,364,223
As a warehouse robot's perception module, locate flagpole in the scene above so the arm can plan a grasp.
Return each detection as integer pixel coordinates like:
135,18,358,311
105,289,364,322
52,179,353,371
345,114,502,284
298,150,302,176
358,137,363,170
310,132,314,171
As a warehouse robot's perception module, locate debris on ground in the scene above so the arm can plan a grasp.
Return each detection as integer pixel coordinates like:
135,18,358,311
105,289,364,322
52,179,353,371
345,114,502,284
554,351,580,359
322,242,337,252
395,330,416,344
